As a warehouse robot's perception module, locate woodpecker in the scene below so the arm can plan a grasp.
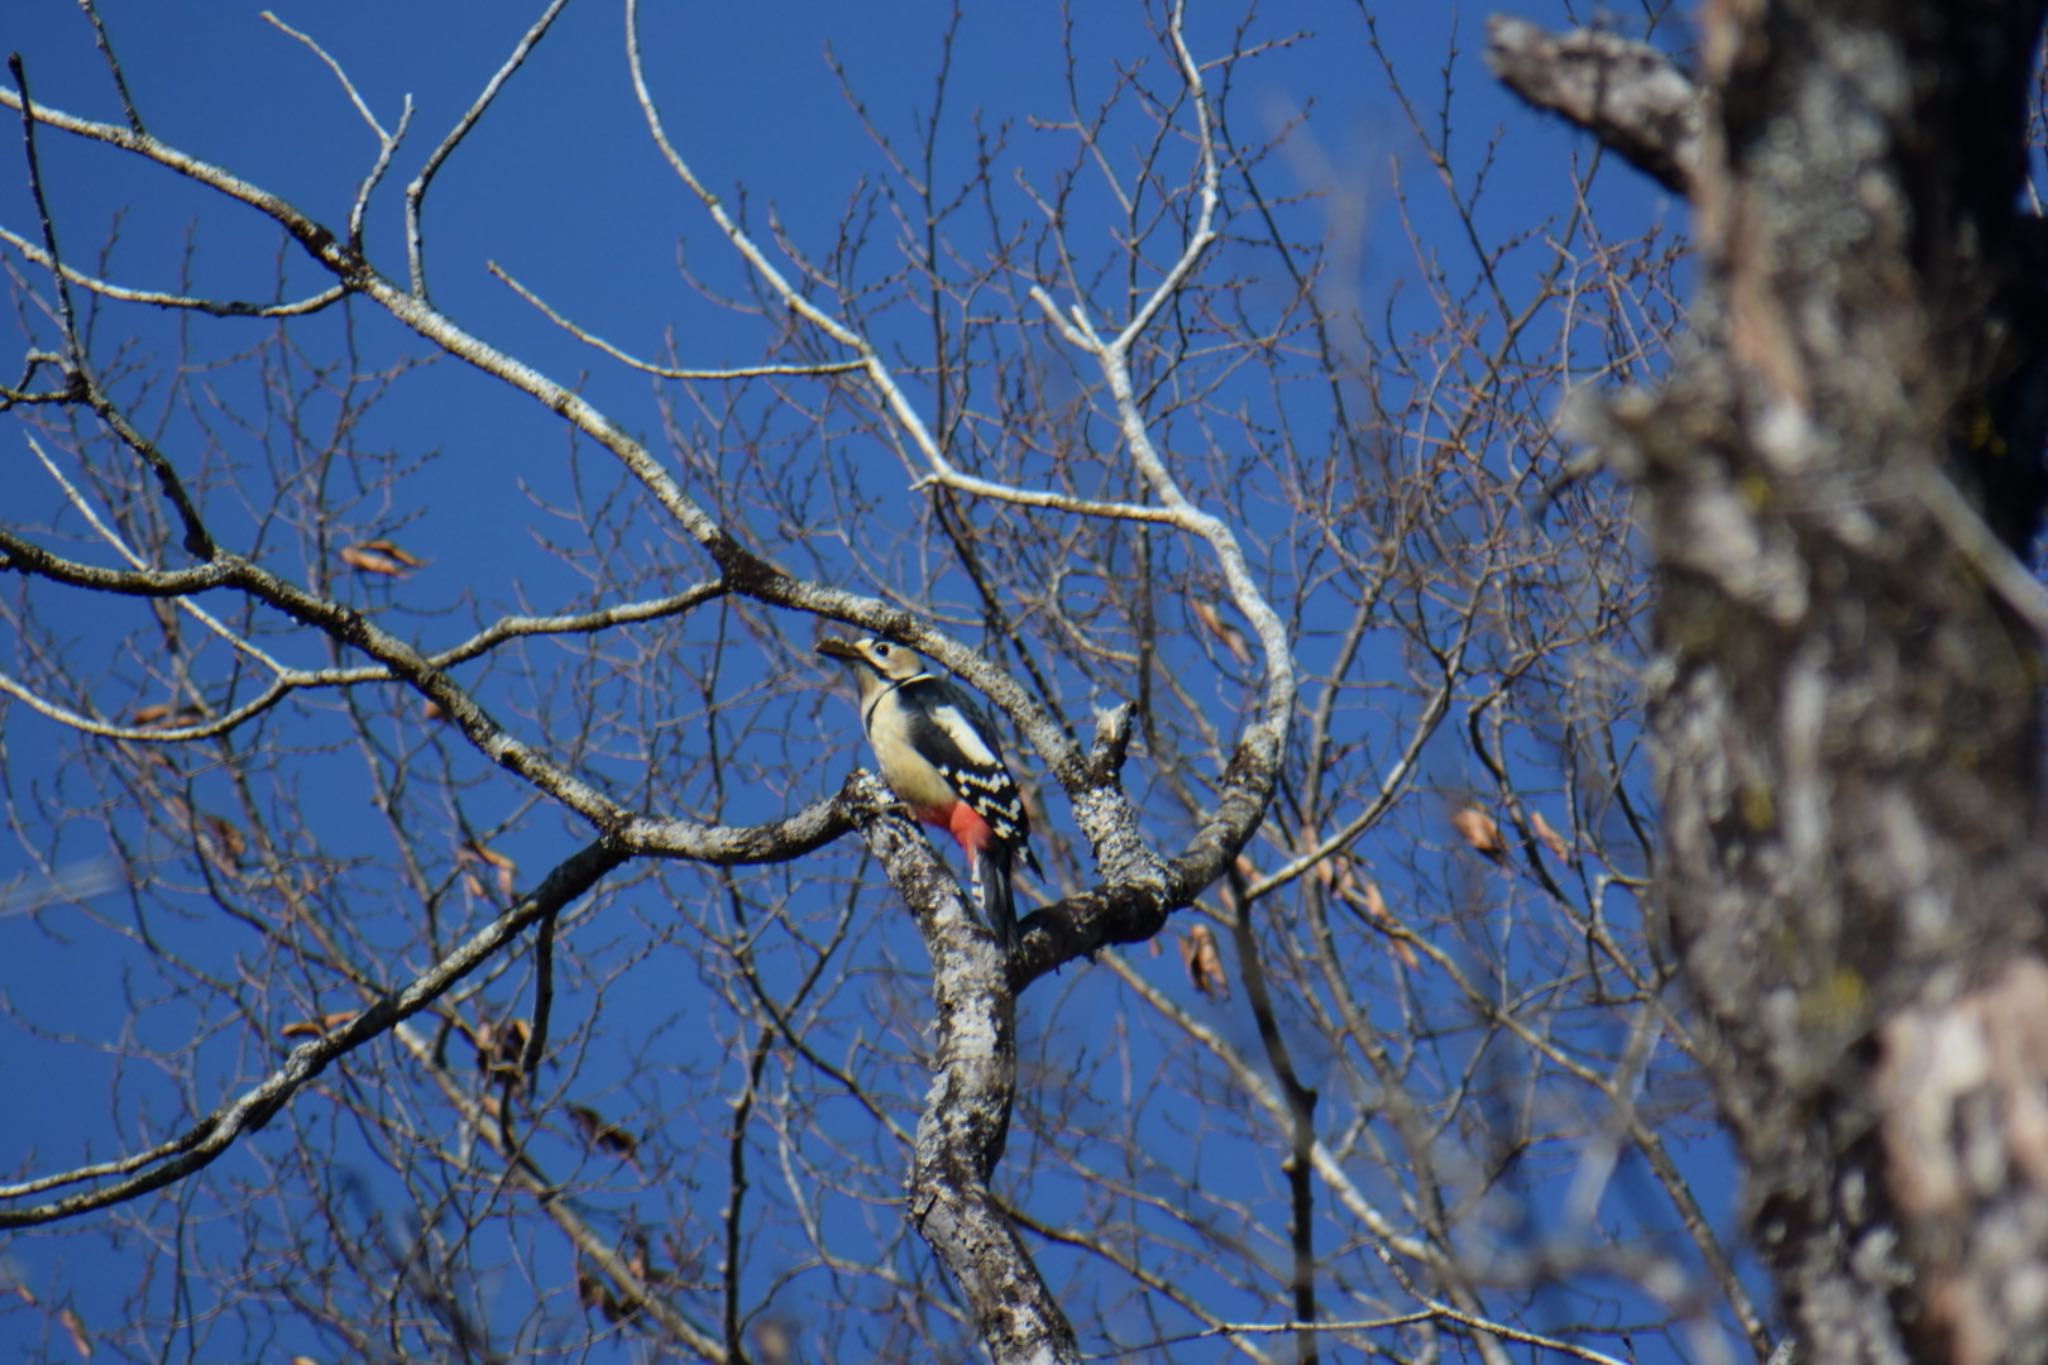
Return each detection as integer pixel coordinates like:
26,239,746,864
817,636,1041,951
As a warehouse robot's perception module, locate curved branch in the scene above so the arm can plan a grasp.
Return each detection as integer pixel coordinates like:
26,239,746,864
0,837,626,1228
403,0,572,297
1484,17,1700,196
488,262,866,380
0,227,345,315
0,771,862,1232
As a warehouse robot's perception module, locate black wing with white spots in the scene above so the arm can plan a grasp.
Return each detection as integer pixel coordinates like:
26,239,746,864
897,675,1037,865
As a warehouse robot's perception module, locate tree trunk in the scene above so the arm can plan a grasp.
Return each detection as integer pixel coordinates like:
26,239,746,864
1612,3,2048,1360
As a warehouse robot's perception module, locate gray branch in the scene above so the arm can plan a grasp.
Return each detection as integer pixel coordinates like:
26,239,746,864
0,837,627,1227
842,773,1081,1365
1484,16,1700,196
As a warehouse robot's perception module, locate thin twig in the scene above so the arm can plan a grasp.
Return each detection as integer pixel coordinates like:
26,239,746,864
518,908,557,1081
0,227,344,314
488,262,866,379
261,11,388,141
349,96,413,248
0,839,626,1227
76,0,145,136
7,54,86,374
405,0,573,297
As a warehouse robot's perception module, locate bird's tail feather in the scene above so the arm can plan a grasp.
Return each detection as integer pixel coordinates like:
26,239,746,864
976,846,1019,954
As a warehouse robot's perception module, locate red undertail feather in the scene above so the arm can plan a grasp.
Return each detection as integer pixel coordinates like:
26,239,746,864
938,801,995,858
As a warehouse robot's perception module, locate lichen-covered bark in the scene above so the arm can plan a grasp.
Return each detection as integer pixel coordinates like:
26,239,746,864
1599,2,2048,1360
842,775,1081,1365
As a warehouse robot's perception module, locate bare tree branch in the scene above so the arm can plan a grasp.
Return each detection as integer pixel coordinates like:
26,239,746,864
1485,17,1701,196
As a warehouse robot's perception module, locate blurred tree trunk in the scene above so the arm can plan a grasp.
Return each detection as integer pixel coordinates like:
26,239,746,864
1503,2,2048,1360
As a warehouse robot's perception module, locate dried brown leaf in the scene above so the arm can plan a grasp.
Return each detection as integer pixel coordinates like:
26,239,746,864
495,1017,531,1063
460,840,516,899
1347,878,1419,971
466,840,515,871
475,1017,531,1089
1360,878,1391,927
280,1010,356,1040
1451,805,1506,859
1190,597,1254,665
752,1320,795,1365
127,702,207,729
58,1306,89,1359
626,1231,651,1280
574,1262,610,1315
568,1103,640,1160
1531,809,1572,862
338,543,407,576
202,814,246,867
1177,923,1230,1000
357,536,425,567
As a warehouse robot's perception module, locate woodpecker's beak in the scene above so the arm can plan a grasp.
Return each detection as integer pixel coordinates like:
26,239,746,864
816,637,861,663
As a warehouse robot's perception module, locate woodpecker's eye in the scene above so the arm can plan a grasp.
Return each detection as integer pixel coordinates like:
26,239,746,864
874,643,892,656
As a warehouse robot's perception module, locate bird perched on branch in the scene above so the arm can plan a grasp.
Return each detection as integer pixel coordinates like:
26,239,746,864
818,636,1040,952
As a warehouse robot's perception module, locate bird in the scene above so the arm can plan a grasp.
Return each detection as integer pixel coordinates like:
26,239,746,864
817,636,1041,952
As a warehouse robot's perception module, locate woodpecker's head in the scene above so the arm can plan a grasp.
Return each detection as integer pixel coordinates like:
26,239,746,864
817,636,925,695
